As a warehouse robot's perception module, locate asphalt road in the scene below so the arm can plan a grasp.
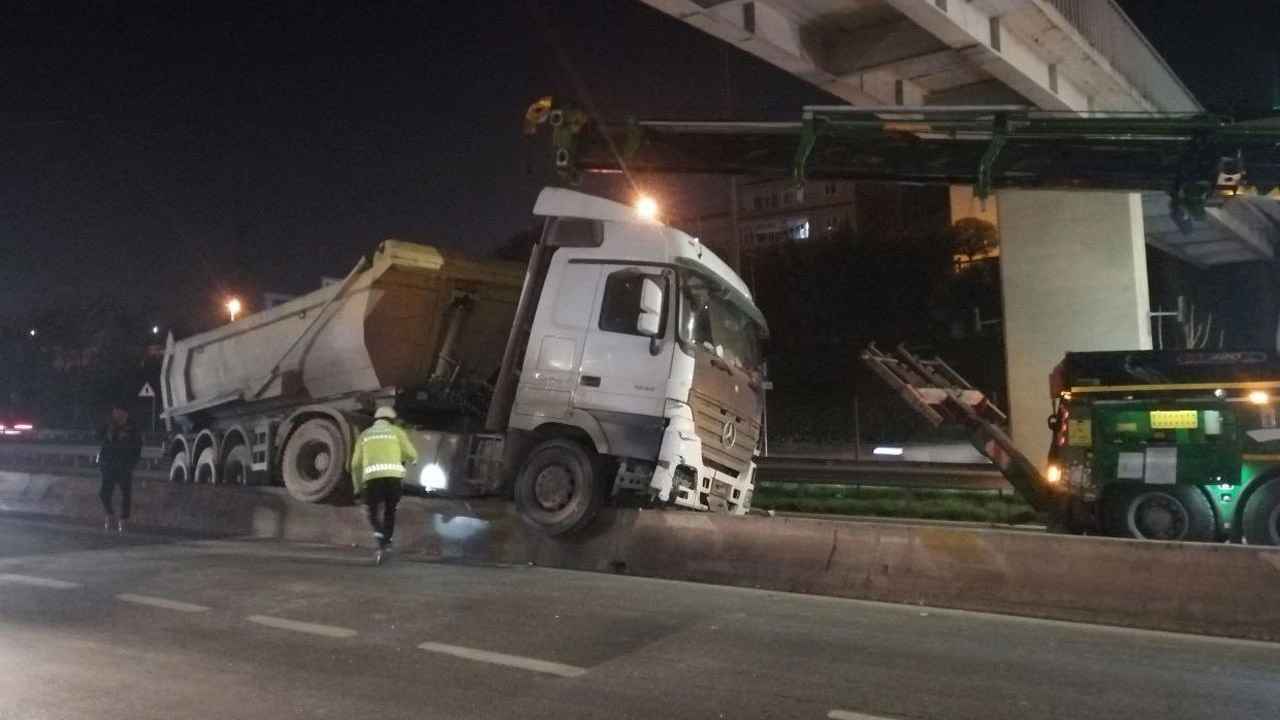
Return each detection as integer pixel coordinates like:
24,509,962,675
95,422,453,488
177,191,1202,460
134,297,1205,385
1,515,1277,720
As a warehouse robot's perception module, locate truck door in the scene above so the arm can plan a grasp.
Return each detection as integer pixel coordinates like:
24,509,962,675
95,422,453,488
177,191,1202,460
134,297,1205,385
576,265,675,422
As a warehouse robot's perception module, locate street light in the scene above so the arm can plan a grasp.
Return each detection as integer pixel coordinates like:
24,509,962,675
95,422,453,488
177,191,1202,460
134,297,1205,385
151,325,160,335
28,328,36,337
634,195,659,220
226,297,242,322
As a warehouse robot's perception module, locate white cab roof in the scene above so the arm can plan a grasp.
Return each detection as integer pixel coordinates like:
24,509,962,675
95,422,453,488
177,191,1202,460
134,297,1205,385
533,187,661,226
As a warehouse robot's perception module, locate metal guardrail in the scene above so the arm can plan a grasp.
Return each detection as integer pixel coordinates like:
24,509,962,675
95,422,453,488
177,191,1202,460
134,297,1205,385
0,441,167,474
0,441,1011,492
755,456,1009,492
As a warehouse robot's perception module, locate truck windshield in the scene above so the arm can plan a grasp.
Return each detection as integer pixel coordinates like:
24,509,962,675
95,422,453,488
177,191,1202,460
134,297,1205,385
678,271,763,375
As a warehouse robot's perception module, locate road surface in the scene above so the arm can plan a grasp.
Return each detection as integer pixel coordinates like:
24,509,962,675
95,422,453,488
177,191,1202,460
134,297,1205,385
1,514,1277,720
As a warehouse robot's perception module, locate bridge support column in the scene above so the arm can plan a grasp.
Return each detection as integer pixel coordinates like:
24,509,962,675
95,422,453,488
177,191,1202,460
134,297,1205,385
998,190,1152,462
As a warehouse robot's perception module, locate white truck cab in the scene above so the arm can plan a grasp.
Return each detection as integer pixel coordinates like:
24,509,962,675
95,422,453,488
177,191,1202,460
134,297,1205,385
486,188,768,531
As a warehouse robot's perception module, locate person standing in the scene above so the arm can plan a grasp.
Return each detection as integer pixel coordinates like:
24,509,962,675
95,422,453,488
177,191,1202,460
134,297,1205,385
349,406,418,564
99,404,142,532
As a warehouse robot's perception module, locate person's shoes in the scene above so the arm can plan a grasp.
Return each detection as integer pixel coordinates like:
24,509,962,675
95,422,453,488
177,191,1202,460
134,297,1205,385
103,514,116,532
116,518,126,533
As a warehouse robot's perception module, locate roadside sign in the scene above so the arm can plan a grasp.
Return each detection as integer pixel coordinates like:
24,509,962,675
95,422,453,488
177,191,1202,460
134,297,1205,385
138,383,156,398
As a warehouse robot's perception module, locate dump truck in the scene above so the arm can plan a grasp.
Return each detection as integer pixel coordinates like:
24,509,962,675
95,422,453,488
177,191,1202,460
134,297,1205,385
160,187,769,535
864,344,1280,545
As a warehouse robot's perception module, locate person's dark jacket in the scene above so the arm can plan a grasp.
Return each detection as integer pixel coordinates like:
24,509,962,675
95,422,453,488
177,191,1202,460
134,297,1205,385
99,422,143,470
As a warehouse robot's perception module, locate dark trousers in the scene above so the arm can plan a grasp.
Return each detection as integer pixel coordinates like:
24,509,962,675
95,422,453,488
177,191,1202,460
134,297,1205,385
100,465,133,520
363,478,402,548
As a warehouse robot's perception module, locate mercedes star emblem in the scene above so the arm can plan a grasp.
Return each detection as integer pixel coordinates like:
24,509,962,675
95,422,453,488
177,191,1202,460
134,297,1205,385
721,420,738,449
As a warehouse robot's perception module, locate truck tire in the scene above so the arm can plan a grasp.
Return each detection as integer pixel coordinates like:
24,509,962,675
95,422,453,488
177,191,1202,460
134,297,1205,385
512,438,604,537
194,446,218,484
282,418,348,504
222,444,253,486
1104,486,1216,542
168,450,191,483
1241,477,1280,546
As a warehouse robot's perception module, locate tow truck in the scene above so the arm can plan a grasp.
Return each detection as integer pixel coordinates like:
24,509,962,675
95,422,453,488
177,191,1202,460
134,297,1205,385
862,344,1280,546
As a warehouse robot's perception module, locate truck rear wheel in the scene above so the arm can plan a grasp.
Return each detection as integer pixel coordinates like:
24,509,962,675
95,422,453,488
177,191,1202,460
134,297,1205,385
282,418,348,504
194,447,218,484
168,450,191,483
223,444,253,486
1104,486,1215,542
1241,477,1280,546
512,438,604,537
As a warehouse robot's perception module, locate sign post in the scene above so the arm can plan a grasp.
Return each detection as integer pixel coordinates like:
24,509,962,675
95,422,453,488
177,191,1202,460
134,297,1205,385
139,382,157,434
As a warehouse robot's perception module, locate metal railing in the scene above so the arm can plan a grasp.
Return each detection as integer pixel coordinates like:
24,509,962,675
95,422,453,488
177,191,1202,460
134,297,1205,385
0,441,167,475
755,456,1008,492
1043,0,1200,112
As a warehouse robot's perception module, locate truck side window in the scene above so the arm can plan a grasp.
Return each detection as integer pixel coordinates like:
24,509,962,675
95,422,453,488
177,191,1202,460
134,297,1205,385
599,270,666,337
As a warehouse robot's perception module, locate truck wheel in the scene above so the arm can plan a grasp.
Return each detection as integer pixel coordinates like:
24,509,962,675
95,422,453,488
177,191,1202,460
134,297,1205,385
1241,477,1280,546
222,445,253,486
282,418,348,504
194,447,219,484
168,450,191,483
512,438,604,537
1104,486,1216,542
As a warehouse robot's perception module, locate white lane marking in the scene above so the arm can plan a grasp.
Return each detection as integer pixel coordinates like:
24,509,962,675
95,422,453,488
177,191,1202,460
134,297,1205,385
418,641,587,678
0,573,80,589
829,711,900,720
117,593,210,613
246,615,358,638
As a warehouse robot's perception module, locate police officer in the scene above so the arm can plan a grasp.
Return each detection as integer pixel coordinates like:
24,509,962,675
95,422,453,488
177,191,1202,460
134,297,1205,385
348,406,418,564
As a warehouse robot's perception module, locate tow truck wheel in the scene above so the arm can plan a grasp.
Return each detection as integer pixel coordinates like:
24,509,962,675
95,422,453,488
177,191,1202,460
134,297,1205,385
1104,486,1215,542
282,418,349,504
513,438,604,537
1241,477,1280,546
168,450,191,483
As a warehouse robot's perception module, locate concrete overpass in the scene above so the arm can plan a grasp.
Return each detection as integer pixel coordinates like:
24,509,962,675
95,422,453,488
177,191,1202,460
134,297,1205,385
640,0,1280,459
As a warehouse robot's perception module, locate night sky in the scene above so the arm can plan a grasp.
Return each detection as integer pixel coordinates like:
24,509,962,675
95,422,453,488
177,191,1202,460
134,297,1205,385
2,0,1276,328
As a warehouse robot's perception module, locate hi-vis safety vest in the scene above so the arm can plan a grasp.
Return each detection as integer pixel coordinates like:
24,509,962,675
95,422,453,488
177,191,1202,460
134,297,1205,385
348,419,420,489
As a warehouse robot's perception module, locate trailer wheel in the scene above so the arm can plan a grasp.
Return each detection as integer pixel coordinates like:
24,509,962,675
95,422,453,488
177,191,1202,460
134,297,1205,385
282,418,348,504
512,438,604,537
222,445,253,486
1104,486,1215,542
1241,477,1280,546
194,446,219,484
168,450,191,483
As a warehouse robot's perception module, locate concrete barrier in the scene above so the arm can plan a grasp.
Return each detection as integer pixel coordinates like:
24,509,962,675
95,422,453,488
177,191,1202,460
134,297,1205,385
3,470,1279,642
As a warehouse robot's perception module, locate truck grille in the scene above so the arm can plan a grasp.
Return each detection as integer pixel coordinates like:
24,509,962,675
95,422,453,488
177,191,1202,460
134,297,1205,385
690,389,759,474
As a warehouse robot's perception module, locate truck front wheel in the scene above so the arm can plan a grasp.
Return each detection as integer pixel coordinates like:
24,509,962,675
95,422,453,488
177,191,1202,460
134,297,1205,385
1241,477,1280,546
513,438,604,537
1104,486,1216,542
282,418,349,504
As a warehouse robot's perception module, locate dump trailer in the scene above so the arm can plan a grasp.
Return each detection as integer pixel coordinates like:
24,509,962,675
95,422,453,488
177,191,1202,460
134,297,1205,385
1048,349,1280,545
161,187,769,535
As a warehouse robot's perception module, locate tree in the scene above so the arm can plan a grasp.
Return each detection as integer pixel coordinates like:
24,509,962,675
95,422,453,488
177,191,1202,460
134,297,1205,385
945,217,999,263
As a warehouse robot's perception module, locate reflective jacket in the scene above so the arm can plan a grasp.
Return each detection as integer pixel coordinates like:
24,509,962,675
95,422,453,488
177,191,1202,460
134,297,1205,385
348,419,419,491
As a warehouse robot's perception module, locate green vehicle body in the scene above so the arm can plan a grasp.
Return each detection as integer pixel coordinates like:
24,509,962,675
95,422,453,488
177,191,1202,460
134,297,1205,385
1047,350,1280,544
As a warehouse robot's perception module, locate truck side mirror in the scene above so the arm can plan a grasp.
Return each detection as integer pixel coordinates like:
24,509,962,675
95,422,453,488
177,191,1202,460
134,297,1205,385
636,276,664,337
